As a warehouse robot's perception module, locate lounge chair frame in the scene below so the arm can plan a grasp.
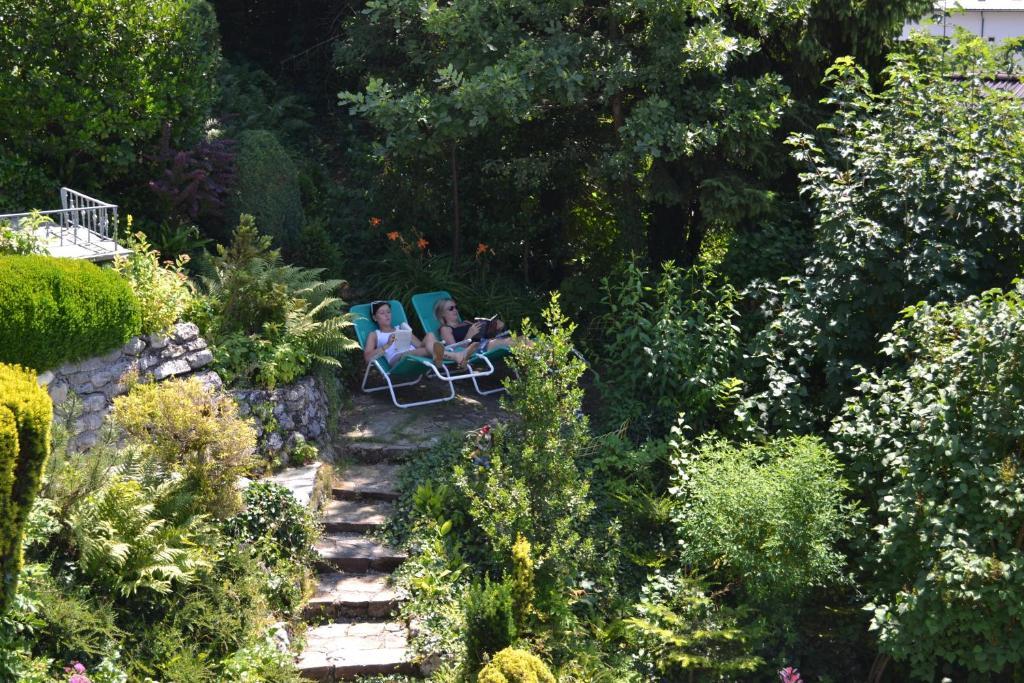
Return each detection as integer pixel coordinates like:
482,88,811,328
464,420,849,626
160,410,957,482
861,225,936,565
353,300,496,408
410,291,517,395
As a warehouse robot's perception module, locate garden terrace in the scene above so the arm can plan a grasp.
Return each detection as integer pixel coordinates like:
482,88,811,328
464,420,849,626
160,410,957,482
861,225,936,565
0,188,129,262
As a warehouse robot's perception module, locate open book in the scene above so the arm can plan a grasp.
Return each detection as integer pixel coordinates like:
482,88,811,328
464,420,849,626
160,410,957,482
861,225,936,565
392,323,413,348
472,315,503,340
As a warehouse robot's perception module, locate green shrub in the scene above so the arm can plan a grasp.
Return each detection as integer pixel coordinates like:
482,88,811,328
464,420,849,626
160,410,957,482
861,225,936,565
0,255,142,370
0,363,52,612
477,647,556,683
18,567,125,665
455,296,595,609
111,377,257,517
464,577,517,673
225,481,321,567
594,259,741,438
230,130,304,246
0,212,49,255
112,227,194,336
124,545,279,681
672,435,852,608
623,570,763,679
834,283,1024,679
219,631,305,682
202,217,356,388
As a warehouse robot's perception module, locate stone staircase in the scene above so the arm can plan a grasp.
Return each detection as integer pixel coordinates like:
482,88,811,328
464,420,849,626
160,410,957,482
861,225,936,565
293,387,510,681
297,461,419,681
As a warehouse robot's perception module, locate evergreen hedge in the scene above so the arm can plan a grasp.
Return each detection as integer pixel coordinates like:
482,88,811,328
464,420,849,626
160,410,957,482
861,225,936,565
229,129,304,246
0,363,52,611
0,255,141,370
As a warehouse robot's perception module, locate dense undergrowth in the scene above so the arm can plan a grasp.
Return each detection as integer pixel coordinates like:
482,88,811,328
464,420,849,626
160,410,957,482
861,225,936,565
0,377,320,682
2,0,1024,678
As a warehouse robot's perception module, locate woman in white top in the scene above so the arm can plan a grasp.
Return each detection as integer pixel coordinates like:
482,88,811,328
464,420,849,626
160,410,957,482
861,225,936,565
363,301,478,368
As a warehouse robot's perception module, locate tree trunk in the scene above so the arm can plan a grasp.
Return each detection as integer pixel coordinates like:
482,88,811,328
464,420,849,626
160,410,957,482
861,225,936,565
647,199,686,267
451,143,462,264
646,161,705,267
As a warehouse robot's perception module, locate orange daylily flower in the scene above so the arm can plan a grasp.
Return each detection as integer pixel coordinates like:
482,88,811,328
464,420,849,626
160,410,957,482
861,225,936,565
476,242,492,256
417,237,429,250
386,231,400,241
369,216,382,227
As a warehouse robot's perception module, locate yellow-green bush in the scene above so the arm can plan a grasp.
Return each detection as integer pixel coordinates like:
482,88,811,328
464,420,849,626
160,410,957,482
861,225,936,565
510,534,535,630
112,377,257,517
0,363,52,611
113,228,194,336
0,254,142,370
477,648,556,683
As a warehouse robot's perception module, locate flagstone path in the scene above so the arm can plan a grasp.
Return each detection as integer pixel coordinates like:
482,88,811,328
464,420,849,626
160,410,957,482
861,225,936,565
293,383,509,681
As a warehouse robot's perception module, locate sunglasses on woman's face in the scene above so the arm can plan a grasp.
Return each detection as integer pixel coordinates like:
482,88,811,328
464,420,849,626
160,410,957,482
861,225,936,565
446,305,457,312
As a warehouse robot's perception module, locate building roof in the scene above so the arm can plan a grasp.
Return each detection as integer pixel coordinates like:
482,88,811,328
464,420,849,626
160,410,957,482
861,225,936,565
949,73,1024,97
938,1,1024,11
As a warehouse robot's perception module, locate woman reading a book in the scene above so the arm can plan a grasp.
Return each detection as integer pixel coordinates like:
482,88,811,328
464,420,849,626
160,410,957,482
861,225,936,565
433,298,516,354
365,301,477,368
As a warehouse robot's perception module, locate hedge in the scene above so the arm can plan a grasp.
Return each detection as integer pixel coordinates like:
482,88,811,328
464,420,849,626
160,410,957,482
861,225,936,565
228,129,305,246
0,254,142,370
0,363,52,612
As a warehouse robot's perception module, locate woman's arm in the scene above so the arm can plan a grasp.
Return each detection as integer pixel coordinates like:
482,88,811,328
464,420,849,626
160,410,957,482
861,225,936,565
363,331,381,363
440,325,457,346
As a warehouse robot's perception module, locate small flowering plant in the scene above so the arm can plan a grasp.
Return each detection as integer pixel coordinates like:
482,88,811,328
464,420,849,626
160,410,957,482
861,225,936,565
779,666,802,683
65,661,92,683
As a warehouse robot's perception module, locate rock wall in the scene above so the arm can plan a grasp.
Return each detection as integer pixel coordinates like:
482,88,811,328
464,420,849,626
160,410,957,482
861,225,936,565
40,322,332,457
233,376,332,464
41,322,220,450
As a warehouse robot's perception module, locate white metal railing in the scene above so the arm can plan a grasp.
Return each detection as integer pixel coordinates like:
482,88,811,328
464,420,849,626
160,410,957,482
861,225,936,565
0,188,120,260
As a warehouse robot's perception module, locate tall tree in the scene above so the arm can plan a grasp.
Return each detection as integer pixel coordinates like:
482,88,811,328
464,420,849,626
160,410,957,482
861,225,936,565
0,0,221,209
740,38,1024,435
336,0,931,271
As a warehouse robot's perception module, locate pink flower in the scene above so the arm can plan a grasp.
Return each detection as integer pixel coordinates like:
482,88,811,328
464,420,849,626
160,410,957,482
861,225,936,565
65,661,92,683
779,667,802,683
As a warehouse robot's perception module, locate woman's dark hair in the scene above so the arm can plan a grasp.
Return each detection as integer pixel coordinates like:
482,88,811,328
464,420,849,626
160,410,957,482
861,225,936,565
371,300,390,316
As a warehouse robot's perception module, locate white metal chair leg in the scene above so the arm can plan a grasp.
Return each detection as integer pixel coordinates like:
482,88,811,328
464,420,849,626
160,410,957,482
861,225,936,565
468,355,512,395
361,361,455,408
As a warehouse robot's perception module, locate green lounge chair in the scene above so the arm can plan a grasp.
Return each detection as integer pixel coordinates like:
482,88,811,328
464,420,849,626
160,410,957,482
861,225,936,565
352,299,456,408
410,290,512,396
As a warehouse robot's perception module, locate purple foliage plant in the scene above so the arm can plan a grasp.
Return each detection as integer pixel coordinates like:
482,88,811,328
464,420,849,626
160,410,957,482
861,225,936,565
148,123,237,224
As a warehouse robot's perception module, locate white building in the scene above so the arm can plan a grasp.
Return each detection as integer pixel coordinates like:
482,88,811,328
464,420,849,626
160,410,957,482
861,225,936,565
904,1,1024,43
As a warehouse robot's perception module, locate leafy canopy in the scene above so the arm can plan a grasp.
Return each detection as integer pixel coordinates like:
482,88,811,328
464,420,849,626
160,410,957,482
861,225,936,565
834,283,1024,679
741,38,1024,434
0,0,220,208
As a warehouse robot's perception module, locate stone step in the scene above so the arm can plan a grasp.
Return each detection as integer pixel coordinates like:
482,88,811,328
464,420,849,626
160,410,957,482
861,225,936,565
333,463,400,502
339,440,427,464
316,533,407,573
297,621,416,681
322,499,394,533
303,571,404,620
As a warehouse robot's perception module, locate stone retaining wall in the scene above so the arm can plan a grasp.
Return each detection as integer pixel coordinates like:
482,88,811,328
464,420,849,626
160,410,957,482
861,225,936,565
40,322,332,456
41,322,219,450
233,375,332,464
